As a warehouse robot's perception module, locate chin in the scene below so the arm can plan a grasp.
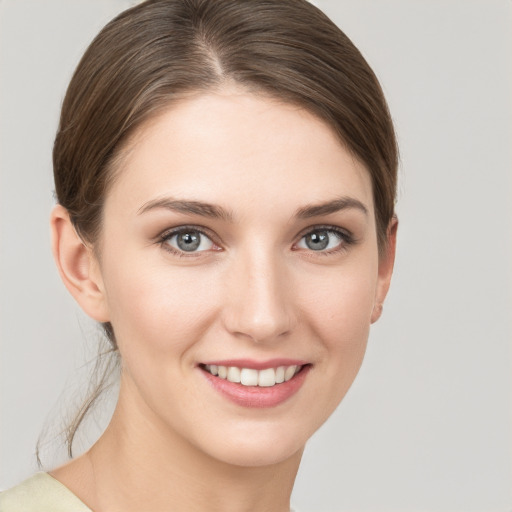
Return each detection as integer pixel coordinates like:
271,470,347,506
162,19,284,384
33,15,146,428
186,413,324,469
206,436,305,468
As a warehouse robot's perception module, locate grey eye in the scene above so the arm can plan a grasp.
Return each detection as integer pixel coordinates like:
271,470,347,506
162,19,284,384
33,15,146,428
297,230,343,251
305,231,329,250
167,230,214,252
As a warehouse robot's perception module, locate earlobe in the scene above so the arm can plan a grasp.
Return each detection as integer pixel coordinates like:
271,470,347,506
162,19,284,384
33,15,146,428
371,216,398,324
50,205,110,323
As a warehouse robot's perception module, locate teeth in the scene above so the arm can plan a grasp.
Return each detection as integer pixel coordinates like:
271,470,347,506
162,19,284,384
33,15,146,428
275,366,285,384
218,365,227,379
284,365,297,382
205,364,302,387
258,368,276,387
240,368,258,386
227,366,241,383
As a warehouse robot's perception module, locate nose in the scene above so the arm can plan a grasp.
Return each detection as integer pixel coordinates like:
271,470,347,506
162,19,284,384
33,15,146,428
221,248,297,344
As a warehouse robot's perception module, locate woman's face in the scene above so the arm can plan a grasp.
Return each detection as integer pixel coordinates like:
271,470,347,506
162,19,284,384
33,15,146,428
92,90,393,467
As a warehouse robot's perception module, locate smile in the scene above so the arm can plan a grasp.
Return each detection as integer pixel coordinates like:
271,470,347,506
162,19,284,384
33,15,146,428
203,364,302,387
199,361,311,408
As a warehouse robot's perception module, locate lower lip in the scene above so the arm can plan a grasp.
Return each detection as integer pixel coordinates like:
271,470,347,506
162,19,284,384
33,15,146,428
200,366,311,408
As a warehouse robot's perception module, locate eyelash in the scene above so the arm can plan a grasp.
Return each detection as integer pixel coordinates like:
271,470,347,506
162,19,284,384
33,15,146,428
294,225,356,256
157,224,356,257
158,225,219,257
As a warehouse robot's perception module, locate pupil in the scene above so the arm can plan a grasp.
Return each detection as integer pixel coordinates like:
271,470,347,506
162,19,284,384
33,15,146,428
306,231,329,251
177,231,201,251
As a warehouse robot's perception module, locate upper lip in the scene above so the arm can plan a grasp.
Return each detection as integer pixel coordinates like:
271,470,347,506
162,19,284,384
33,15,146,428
199,358,309,370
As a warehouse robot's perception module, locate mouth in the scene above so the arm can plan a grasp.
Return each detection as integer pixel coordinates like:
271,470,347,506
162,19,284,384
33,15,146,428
198,360,311,408
200,363,304,387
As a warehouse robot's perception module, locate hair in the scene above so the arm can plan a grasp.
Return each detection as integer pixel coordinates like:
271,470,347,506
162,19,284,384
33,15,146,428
51,0,398,457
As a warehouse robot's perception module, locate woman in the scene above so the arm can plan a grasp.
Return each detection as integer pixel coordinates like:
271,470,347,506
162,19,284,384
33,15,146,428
0,0,397,510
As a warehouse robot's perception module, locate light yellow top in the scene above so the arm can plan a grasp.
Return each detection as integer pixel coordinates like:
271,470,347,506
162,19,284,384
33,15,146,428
0,472,92,512
0,472,299,511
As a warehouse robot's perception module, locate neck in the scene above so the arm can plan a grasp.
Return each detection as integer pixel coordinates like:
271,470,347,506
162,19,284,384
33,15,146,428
85,379,302,512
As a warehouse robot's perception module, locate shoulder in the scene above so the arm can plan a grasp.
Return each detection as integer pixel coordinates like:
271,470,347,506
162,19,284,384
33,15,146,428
0,473,92,512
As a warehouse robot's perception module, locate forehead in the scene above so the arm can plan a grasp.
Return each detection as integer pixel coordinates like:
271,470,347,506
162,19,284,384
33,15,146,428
105,91,374,220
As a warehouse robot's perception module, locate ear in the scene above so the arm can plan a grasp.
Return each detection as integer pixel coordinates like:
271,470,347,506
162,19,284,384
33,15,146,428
371,216,398,323
50,205,110,322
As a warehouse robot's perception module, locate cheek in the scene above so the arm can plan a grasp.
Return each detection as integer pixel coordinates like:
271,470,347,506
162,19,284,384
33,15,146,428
102,257,221,357
298,257,378,402
301,258,377,345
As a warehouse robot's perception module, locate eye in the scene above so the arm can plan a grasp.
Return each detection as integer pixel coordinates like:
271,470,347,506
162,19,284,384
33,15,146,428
295,228,348,252
162,228,215,253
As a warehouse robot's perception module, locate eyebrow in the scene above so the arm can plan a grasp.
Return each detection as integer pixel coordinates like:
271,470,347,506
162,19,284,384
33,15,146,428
137,198,233,221
138,195,368,221
295,197,368,219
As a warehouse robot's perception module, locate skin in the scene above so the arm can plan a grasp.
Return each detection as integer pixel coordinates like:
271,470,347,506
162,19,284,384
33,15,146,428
50,89,397,512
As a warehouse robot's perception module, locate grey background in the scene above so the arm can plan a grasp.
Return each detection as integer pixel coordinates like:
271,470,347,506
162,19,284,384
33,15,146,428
1,1,511,510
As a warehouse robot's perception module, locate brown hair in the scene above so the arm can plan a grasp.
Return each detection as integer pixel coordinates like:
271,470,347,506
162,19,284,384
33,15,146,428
52,0,398,457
